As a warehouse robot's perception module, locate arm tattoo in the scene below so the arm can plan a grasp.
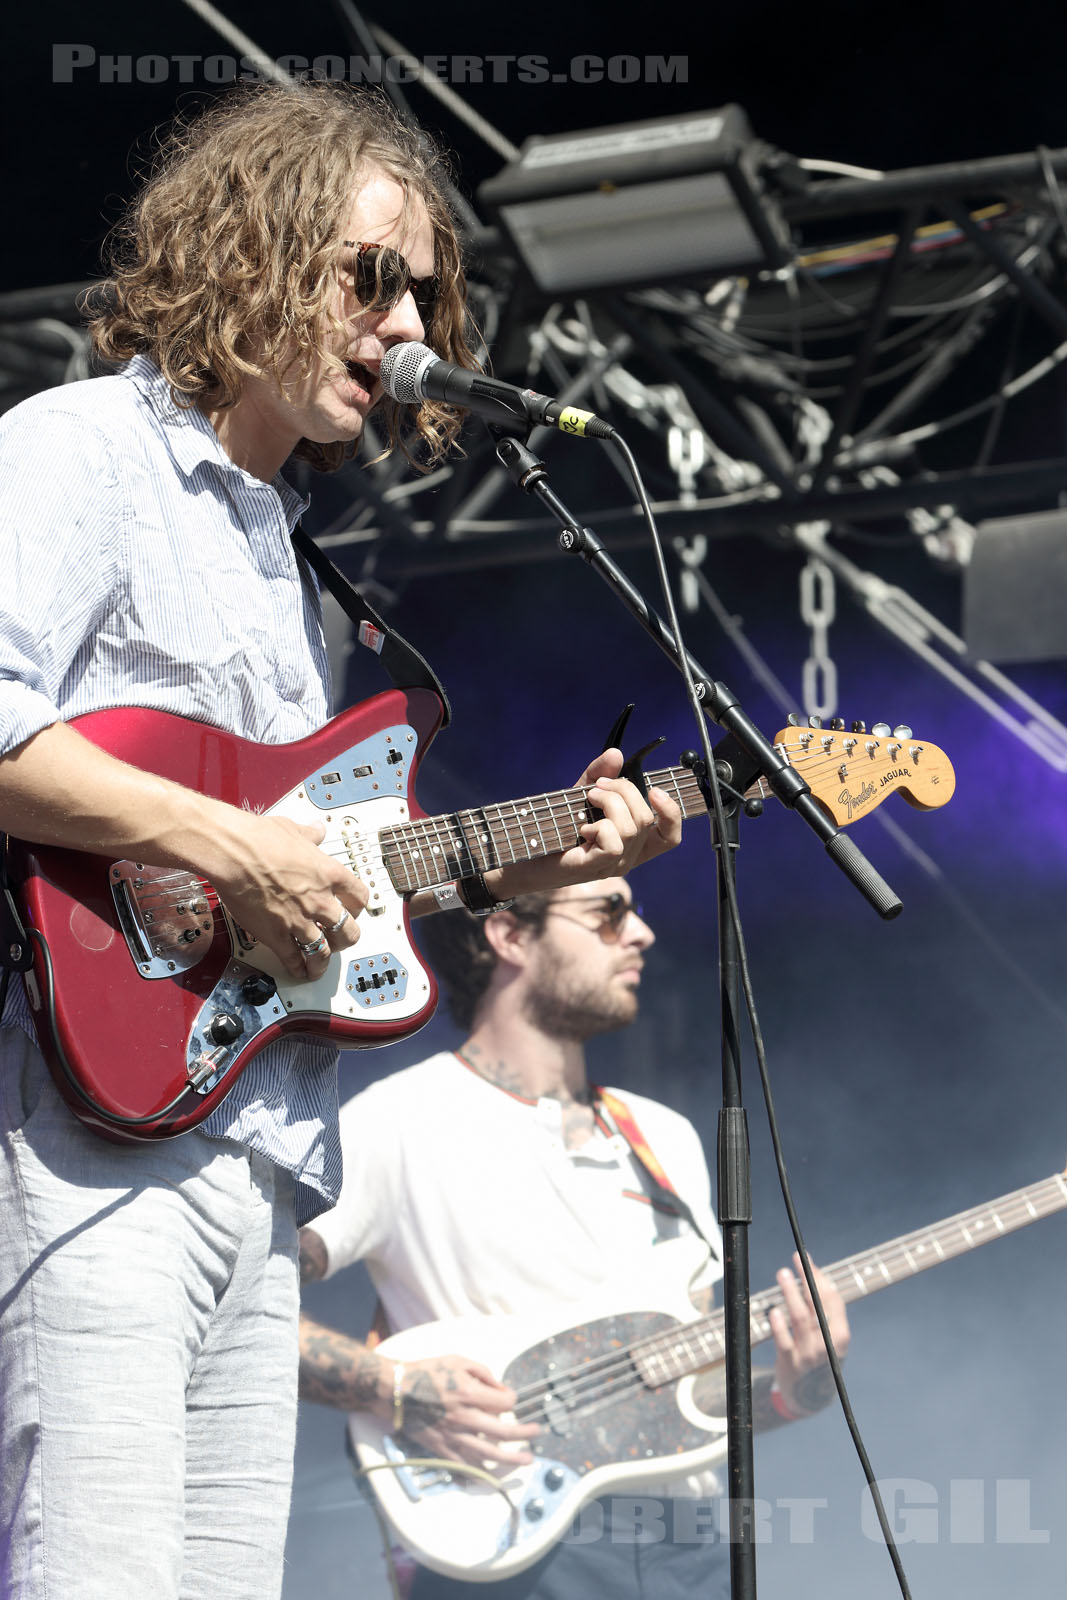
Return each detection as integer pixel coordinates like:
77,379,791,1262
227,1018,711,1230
298,1227,328,1284
791,1365,837,1415
298,1319,384,1409
750,1365,838,1434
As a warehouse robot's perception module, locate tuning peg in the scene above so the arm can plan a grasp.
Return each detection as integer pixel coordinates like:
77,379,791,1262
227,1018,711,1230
829,718,845,730
850,720,866,734
787,712,802,726
807,715,823,729
893,724,913,739
871,721,891,737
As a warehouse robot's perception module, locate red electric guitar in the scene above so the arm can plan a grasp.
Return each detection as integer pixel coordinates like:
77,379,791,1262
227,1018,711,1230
7,690,953,1139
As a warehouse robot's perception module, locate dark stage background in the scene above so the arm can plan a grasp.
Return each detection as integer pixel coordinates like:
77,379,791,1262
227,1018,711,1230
7,4,1067,1595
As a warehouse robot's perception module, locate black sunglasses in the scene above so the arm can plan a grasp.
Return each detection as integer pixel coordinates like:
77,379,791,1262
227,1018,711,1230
544,892,644,943
340,240,436,323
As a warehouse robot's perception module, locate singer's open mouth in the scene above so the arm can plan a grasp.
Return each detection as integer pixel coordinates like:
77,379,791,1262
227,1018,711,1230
344,358,375,394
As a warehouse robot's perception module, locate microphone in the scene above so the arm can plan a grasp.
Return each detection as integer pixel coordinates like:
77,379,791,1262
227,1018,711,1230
379,342,617,440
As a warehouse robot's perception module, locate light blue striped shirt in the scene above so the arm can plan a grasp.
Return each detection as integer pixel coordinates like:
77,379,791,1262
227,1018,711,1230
0,355,344,1223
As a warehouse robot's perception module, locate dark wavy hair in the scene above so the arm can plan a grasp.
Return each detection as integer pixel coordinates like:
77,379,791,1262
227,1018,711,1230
88,81,479,469
416,897,554,1032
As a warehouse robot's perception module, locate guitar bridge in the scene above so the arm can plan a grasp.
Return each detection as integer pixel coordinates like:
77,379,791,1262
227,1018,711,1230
110,861,214,979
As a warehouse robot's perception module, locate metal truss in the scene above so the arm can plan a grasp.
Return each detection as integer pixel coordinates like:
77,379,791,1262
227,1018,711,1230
5,78,1067,766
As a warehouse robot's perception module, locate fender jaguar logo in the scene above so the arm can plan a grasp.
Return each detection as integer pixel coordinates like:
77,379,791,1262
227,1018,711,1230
879,766,911,789
838,780,877,820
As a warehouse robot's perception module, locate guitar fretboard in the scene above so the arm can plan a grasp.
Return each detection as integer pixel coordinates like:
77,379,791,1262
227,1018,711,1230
633,1171,1067,1387
379,766,710,894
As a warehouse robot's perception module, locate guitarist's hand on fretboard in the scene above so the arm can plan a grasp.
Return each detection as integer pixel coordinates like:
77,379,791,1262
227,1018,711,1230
764,1254,850,1424
484,747,683,902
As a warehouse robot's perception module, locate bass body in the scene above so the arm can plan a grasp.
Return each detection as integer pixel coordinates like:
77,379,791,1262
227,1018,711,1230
349,1168,1067,1581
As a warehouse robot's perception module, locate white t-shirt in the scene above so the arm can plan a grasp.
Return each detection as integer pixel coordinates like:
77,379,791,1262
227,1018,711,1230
310,1051,723,1335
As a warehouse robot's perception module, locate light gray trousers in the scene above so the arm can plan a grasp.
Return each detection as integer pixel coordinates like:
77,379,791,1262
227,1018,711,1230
0,1027,300,1600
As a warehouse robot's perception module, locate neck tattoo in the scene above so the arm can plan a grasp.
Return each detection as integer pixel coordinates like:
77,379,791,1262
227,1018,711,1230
456,1045,592,1109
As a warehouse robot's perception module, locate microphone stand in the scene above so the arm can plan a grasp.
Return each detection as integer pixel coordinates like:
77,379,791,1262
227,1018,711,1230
489,428,901,1600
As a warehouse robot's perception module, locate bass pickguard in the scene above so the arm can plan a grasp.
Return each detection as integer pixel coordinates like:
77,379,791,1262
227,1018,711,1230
506,1310,720,1476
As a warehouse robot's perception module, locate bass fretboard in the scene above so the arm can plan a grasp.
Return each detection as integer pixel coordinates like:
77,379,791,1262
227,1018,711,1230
632,1170,1067,1387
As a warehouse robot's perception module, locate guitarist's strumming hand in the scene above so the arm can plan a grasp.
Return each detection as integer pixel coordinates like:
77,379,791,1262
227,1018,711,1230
384,1354,540,1469
298,1306,539,1467
481,748,683,903
193,808,369,982
765,1253,851,1423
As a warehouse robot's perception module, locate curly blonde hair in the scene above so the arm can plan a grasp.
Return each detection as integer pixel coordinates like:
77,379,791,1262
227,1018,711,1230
89,82,479,469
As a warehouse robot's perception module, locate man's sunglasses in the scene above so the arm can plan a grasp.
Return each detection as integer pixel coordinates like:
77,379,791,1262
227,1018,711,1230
340,240,436,323
544,893,644,943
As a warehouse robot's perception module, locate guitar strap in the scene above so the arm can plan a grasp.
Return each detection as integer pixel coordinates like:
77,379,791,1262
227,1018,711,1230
593,1085,719,1261
291,522,452,727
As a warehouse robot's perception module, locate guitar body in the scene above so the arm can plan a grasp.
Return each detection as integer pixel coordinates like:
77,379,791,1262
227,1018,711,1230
7,695,955,1141
10,688,445,1139
347,1292,728,1583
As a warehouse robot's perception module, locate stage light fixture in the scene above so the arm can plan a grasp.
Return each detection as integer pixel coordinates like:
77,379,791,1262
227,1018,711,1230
964,510,1067,662
477,104,790,296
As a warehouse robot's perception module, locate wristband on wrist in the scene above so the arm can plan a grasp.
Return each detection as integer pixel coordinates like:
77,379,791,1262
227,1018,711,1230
391,1362,406,1433
455,870,516,917
769,1380,802,1422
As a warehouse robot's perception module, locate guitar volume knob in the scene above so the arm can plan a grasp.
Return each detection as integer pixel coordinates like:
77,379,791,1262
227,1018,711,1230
242,973,277,1006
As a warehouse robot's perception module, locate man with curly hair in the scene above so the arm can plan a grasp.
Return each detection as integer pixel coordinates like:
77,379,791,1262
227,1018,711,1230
298,881,849,1600
0,85,679,1600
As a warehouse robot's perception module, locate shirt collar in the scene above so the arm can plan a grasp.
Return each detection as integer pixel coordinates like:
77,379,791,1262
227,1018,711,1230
123,354,311,528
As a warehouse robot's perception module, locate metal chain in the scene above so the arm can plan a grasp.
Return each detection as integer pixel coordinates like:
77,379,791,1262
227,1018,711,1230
798,542,838,720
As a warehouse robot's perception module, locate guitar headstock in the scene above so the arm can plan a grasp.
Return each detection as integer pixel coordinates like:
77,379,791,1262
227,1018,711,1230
768,719,955,827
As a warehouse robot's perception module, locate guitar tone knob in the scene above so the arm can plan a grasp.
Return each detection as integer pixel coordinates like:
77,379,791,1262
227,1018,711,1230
524,1498,545,1521
208,1012,244,1047
543,1467,565,1491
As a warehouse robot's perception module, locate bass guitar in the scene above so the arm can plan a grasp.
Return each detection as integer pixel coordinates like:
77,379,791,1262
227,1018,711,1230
349,1166,1066,1581
8,690,953,1138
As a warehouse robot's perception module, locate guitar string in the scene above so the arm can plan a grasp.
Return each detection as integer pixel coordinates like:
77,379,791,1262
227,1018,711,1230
503,1185,1064,1423
101,730,934,910
112,739,932,889
119,739,920,914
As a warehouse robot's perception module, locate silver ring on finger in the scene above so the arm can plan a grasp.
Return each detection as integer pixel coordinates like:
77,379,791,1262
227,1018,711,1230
295,933,328,956
322,907,351,936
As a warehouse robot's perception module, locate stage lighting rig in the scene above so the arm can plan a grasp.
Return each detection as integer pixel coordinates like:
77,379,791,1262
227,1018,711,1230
477,104,790,295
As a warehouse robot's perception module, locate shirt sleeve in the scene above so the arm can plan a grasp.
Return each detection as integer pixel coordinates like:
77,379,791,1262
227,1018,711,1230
305,1079,398,1276
0,401,126,757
